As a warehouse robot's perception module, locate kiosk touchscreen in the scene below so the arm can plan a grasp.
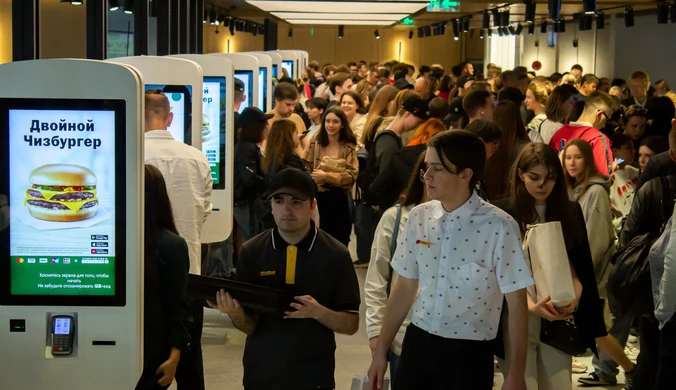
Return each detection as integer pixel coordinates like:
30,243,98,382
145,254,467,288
245,52,273,112
0,59,144,389
209,53,260,112
281,60,293,79
171,54,235,243
144,84,191,143
277,50,302,80
106,56,203,149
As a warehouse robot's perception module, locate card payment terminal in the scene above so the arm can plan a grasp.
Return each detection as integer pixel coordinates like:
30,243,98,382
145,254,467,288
51,315,75,356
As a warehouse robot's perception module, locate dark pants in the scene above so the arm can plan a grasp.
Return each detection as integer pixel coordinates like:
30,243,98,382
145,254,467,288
175,301,205,390
394,325,494,390
388,350,400,389
635,315,676,390
316,188,352,247
354,202,379,261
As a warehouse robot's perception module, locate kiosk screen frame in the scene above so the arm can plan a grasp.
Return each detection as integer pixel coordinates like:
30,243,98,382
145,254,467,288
202,77,227,190
234,71,254,114
282,61,293,79
144,84,192,144
272,65,278,79
0,98,127,307
258,68,267,111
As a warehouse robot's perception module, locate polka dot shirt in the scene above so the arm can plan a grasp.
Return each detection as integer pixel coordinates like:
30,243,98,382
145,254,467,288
391,192,534,341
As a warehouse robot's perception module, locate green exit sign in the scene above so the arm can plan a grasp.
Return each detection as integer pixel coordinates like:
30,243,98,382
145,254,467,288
310,28,315,36
428,0,460,12
402,17,414,25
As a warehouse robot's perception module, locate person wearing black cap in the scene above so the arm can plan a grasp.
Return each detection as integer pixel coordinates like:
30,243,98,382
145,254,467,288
208,168,361,390
455,75,476,97
363,98,429,211
447,95,468,129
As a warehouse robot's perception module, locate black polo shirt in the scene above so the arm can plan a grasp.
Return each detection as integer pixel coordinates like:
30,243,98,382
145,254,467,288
236,223,361,390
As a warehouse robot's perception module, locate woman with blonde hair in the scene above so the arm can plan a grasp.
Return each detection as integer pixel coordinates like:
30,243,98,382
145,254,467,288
526,79,555,142
361,85,398,147
355,79,375,106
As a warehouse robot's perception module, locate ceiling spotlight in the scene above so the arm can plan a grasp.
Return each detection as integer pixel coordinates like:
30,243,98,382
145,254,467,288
501,11,510,27
573,38,579,47
452,19,459,35
454,31,459,41
441,23,447,35
480,29,485,39
212,13,221,26
498,28,504,37
482,11,490,29
658,3,669,24
418,28,423,38
583,0,596,15
63,0,83,4
491,9,501,27
508,25,516,35
625,6,634,27
425,26,432,37
463,18,470,32
596,12,605,29
209,9,217,24
541,20,548,33
229,19,236,35
374,29,380,39
578,14,587,31
339,25,344,38
123,0,133,14
558,18,566,33
528,23,535,34
289,28,293,37
487,28,492,39
109,0,120,11
515,23,523,35
203,9,208,23
409,30,414,39
525,2,536,24
548,0,561,20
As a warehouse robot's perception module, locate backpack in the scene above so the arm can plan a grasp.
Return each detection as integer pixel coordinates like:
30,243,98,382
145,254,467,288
608,176,673,317
356,129,402,203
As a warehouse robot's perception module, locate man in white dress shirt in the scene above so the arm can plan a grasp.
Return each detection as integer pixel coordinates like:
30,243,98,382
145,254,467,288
368,130,533,390
144,90,212,389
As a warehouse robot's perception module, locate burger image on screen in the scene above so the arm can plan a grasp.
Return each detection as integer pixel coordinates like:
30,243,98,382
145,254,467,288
25,164,99,222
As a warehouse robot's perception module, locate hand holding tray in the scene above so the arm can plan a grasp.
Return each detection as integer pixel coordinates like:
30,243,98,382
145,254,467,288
186,274,293,317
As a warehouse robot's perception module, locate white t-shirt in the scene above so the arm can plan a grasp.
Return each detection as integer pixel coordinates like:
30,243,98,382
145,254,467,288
540,119,564,145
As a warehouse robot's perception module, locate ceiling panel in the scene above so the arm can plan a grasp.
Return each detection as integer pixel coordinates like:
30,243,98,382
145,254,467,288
270,12,409,21
246,1,428,14
285,19,398,26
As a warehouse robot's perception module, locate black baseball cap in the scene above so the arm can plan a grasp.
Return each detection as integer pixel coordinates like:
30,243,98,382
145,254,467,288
240,107,274,128
235,78,245,93
267,168,316,201
402,97,430,120
448,96,465,122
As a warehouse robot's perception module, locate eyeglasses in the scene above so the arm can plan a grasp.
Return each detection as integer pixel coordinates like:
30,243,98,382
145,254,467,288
599,110,611,121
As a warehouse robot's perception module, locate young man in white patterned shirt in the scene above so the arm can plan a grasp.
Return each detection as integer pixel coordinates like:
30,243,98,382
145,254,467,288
368,130,534,390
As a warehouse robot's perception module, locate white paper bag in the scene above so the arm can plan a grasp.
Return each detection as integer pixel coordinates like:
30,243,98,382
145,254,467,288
351,373,389,390
524,221,576,307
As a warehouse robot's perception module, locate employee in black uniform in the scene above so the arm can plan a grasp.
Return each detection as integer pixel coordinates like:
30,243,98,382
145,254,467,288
208,168,361,390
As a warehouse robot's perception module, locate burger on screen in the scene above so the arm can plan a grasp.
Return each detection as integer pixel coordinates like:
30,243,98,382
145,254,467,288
24,164,99,222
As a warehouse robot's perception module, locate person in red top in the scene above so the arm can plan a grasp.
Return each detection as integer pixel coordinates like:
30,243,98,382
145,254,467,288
549,91,617,176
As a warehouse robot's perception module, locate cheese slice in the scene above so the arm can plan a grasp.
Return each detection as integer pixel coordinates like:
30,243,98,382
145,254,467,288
24,197,99,212
26,187,97,201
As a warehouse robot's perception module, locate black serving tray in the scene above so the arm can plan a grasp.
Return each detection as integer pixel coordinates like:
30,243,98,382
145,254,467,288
186,274,293,317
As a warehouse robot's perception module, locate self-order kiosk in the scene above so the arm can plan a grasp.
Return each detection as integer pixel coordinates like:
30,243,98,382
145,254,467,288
171,54,235,243
264,51,283,82
0,59,144,389
210,53,259,114
106,56,203,149
245,53,273,112
276,50,301,80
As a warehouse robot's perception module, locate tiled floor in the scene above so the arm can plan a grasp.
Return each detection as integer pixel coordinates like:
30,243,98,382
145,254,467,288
196,237,637,389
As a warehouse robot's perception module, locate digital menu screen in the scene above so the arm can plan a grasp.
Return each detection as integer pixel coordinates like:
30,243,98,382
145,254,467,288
202,77,226,190
145,84,192,144
0,98,127,306
235,71,254,113
282,60,294,79
258,68,268,111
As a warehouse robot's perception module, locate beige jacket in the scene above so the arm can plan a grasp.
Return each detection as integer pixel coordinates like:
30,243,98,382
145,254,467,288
302,137,358,192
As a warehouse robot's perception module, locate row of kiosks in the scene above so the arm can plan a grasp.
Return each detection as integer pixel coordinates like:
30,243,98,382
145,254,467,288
0,59,145,389
275,50,308,80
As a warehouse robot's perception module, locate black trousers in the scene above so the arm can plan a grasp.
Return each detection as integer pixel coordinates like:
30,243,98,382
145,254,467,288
316,188,352,247
635,315,676,390
175,301,205,390
394,324,494,390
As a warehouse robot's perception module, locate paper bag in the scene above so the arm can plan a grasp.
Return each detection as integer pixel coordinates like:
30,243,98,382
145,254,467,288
351,373,389,390
524,221,576,307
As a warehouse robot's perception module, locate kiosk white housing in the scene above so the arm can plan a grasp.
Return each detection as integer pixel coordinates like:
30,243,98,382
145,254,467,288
0,59,144,389
210,53,260,113
171,54,235,243
245,52,273,112
106,56,204,149
276,50,302,79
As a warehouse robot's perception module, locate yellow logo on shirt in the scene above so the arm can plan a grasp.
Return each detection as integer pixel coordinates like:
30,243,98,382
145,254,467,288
259,270,276,276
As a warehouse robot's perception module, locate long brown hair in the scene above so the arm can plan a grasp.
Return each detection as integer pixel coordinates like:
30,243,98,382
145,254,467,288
545,84,579,123
316,106,357,147
563,139,599,199
261,119,297,173
485,101,529,200
509,143,575,235
361,85,398,145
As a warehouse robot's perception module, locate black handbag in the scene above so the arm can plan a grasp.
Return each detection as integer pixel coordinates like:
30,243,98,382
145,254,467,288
540,318,587,356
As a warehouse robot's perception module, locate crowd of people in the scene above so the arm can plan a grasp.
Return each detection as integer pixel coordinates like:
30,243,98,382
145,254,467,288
132,58,676,390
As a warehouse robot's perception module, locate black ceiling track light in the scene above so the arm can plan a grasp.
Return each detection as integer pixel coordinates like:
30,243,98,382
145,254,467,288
409,30,414,39
109,0,120,11
541,19,548,33
528,23,535,34
525,1,536,24
123,0,133,14
625,6,635,27
583,0,596,15
482,11,490,29
658,2,669,24
596,12,605,29
548,0,561,20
